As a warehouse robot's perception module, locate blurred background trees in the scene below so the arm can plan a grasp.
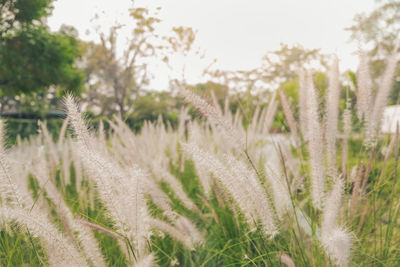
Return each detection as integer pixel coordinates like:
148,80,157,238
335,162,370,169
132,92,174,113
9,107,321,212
0,0,83,106
1,0,400,142
81,7,162,118
348,0,400,105
0,0,83,141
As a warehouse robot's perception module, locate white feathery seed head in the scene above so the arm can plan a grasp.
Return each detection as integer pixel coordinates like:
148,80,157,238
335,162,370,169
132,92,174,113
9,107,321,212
0,206,87,267
263,92,279,134
31,150,106,267
134,253,155,267
356,50,372,122
325,56,341,178
65,96,151,257
365,46,398,147
279,90,299,148
322,178,344,234
264,163,292,220
179,88,245,151
175,215,204,245
320,178,352,267
278,253,296,267
181,141,278,236
298,69,308,140
149,218,198,250
65,94,92,150
305,71,325,209
0,120,23,207
321,227,352,267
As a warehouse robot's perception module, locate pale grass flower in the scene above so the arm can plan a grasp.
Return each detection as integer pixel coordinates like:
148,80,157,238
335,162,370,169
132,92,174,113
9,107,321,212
305,71,325,209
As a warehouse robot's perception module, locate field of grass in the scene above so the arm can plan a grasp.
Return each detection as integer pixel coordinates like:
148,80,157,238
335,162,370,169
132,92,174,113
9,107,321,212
1,55,400,267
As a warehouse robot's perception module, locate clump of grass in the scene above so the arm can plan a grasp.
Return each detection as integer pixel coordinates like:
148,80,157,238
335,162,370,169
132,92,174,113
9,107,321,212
0,51,399,266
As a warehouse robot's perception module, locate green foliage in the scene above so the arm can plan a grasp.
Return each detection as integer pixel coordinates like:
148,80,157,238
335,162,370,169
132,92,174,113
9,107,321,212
156,159,284,266
0,0,83,96
189,81,229,102
280,78,299,103
126,91,183,132
0,0,53,32
0,26,83,95
3,119,400,266
0,228,47,266
4,119,63,145
13,0,53,23
273,71,332,132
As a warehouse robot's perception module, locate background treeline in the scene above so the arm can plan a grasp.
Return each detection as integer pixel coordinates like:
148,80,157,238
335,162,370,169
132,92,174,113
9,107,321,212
1,0,400,143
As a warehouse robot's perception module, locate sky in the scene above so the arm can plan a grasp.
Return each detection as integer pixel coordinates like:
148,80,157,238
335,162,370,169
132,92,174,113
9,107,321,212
48,0,377,90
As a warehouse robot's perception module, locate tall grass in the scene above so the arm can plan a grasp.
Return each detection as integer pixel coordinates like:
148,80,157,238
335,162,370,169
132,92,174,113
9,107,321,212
0,51,400,266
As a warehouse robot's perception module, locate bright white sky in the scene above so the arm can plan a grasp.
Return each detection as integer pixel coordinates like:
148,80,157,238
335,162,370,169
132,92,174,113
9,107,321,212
48,0,377,90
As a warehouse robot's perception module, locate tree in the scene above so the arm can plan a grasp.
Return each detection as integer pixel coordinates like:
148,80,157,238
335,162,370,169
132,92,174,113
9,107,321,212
187,81,229,106
259,43,328,88
126,91,183,132
81,7,161,118
348,0,400,104
205,43,328,95
164,26,200,87
348,1,400,61
0,0,83,97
